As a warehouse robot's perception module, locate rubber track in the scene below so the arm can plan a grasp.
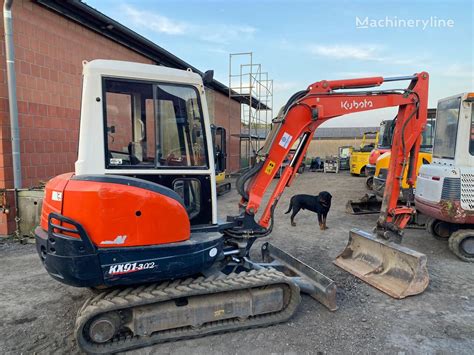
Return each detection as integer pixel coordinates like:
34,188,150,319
75,269,301,354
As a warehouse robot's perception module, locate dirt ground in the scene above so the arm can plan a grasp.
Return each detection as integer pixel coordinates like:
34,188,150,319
1,171,473,354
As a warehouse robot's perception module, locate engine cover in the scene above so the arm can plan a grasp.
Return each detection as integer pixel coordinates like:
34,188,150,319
36,174,224,287
41,174,191,247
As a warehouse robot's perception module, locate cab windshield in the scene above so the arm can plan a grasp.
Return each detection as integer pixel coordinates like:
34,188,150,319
377,120,393,148
433,97,461,159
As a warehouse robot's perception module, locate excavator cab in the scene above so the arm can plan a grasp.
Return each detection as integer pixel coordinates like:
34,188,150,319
372,117,435,200
365,119,395,188
350,131,379,176
35,61,337,353
78,63,216,226
415,93,474,261
37,61,223,287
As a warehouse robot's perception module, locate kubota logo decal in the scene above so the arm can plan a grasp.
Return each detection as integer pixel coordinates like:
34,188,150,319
108,262,155,276
341,99,374,110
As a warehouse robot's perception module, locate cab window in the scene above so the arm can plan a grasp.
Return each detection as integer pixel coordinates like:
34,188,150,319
104,80,155,167
155,84,207,167
421,119,435,150
433,97,461,159
104,79,207,168
172,179,201,219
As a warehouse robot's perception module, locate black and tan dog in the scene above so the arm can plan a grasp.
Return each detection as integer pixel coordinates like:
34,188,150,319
285,191,332,230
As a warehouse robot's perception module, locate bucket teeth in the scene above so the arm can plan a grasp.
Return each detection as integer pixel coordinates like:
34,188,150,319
334,229,429,299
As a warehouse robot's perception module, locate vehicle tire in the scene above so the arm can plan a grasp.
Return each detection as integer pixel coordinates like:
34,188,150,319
360,166,366,177
448,230,474,262
426,217,451,240
365,176,373,190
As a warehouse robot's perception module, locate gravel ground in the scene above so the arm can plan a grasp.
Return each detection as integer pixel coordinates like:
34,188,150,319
1,171,473,354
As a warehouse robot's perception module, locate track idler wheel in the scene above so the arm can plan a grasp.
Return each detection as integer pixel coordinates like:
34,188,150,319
449,230,474,262
87,312,122,344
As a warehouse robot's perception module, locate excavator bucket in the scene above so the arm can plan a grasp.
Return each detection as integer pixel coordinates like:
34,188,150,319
346,193,382,215
261,242,337,311
334,229,429,298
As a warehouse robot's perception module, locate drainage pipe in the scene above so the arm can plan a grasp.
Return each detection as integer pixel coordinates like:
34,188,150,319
4,0,22,188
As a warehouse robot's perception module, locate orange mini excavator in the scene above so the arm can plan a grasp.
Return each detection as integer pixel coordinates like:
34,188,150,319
35,60,429,353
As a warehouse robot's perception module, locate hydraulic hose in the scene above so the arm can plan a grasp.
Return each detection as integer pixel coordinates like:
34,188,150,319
236,161,264,201
236,89,309,201
283,90,309,113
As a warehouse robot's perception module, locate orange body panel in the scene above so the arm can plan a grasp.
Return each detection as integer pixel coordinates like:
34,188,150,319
41,175,190,247
368,148,390,165
40,172,74,230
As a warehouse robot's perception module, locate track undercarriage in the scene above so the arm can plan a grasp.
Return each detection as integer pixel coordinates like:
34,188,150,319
75,243,336,354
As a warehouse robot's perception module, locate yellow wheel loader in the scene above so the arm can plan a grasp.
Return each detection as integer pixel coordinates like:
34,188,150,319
349,131,378,176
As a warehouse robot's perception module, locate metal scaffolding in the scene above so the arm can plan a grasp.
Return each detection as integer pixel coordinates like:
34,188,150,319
229,52,273,169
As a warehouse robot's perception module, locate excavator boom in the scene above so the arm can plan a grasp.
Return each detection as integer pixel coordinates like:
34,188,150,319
229,72,430,298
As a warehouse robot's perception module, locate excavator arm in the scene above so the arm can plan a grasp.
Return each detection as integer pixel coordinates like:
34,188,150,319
230,72,428,237
226,72,430,299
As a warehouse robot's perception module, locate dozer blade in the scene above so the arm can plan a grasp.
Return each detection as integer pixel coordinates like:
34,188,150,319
334,229,429,299
346,193,382,215
261,242,337,311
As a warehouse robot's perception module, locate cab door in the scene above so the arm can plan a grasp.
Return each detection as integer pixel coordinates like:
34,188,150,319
102,78,214,225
